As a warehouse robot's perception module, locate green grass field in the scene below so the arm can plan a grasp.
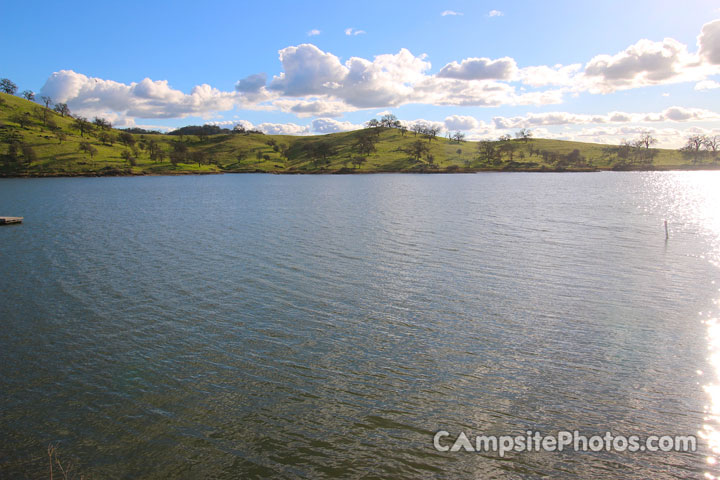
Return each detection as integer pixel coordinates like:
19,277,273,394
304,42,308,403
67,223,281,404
0,92,714,176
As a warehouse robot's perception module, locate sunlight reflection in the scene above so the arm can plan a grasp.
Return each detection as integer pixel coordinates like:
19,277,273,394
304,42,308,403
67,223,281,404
671,173,720,477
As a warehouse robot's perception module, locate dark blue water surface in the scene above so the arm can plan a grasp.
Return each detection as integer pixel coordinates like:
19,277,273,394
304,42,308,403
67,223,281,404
1,172,720,479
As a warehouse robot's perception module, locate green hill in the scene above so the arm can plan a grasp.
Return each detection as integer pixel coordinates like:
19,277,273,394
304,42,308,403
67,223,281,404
0,92,712,177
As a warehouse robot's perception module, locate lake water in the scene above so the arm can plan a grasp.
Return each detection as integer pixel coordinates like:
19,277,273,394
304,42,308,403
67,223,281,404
1,172,720,479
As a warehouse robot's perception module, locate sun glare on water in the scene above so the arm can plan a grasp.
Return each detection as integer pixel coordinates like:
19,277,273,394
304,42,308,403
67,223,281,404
669,173,720,477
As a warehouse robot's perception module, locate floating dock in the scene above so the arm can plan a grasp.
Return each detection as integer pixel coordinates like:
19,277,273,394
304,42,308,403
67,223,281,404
0,217,23,225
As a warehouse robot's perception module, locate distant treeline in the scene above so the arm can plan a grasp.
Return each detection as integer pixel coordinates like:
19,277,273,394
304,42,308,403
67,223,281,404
119,124,265,137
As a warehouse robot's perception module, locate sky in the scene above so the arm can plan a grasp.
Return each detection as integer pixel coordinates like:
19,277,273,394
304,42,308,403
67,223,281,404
1,0,719,147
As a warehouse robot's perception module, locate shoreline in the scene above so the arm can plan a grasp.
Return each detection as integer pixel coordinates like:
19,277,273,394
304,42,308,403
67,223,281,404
1,163,719,178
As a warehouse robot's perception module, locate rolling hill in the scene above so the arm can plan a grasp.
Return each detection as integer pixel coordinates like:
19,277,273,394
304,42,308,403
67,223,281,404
0,92,713,177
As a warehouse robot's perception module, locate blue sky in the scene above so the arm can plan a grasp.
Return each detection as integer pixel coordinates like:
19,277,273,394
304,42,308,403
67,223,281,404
1,0,719,146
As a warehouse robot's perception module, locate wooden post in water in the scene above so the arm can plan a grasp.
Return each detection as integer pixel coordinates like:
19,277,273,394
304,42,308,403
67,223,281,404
664,220,669,240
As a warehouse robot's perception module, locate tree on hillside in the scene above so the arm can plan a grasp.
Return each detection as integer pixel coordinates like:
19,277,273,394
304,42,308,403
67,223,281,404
170,141,188,165
22,90,35,101
145,139,161,161
40,95,52,109
98,131,115,146
477,140,496,162
498,138,518,161
704,135,719,164
190,150,206,167
93,117,111,130
21,144,37,166
451,131,466,143
118,131,136,147
405,140,430,162
637,131,657,150
351,156,367,169
316,142,334,166
0,78,17,95
410,124,424,137
354,132,377,156
424,126,442,142
73,116,92,137
53,102,70,117
379,114,400,128
78,141,98,160
147,140,166,163
10,112,31,128
681,134,706,164
5,142,21,166
515,128,533,143
121,150,137,166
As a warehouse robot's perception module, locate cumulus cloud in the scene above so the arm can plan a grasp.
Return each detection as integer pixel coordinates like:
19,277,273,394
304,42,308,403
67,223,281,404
518,64,582,87
491,106,719,129
441,10,463,16
698,19,720,64
437,57,518,80
695,79,720,90
235,73,267,93
340,49,431,107
344,28,366,36
256,122,310,135
310,117,363,133
488,10,503,17
654,106,718,122
404,118,445,133
307,29,321,36
37,19,720,126
581,37,705,93
40,70,240,120
572,125,720,148
444,115,479,130
272,98,353,117
269,44,347,96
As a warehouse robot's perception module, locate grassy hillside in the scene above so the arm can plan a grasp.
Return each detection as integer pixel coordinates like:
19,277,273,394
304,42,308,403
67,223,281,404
0,92,713,177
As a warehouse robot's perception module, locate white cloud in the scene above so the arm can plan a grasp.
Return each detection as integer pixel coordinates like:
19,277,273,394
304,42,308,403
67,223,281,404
341,48,431,107
344,28,366,36
491,106,719,129
441,10,463,16
695,79,720,90
256,122,310,135
272,98,354,117
310,117,363,133
518,64,582,87
571,125,720,148
581,37,706,93
404,118,446,134
259,44,563,109
40,70,240,120
269,44,347,96
235,73,267,93
444,115,479,131
307,29,321,36
656,106,718,122
437,57,518,80
488,10,503,17
698,19,720,65
37,19,720,127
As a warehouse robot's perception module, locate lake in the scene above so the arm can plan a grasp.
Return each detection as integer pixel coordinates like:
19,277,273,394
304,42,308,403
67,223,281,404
1,172,720,478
